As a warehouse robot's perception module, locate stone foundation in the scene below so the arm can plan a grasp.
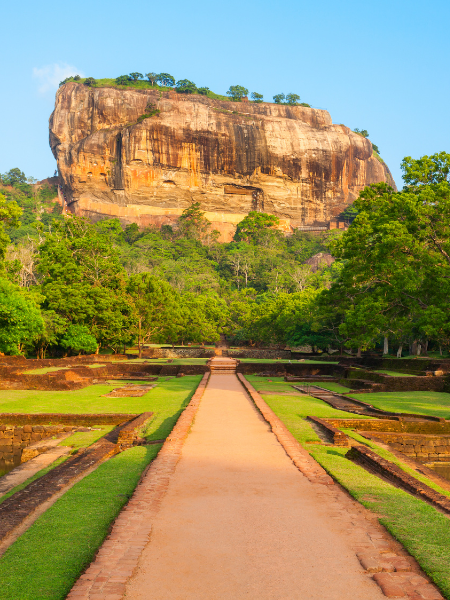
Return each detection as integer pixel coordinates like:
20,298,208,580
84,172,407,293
0,424,75,463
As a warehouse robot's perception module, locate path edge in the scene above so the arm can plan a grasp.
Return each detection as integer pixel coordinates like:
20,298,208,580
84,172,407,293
66,372,210,600
237,373,334,485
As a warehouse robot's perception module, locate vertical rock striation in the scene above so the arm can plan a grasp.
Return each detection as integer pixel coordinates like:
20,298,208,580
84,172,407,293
50,83,396,239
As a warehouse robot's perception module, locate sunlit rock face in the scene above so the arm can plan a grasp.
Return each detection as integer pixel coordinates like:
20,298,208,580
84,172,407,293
50,83,396,240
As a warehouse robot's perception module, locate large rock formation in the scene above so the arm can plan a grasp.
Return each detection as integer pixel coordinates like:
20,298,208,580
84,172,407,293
50,83,396,240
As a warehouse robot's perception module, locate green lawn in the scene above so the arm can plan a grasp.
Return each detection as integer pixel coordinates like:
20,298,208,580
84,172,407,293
247,376,299,393
171,358,208,365
59,426,115,451
309,381,352,393
22,367,70,375
374,369,415,377
349,390,450,418
309,445,450,599
0,376,201,415
0,447,158,600
257,386,450,599
237,358,338,363
0,374,202,599
247,376,370,445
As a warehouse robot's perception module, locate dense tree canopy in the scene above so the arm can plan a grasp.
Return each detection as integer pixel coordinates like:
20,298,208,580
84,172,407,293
2,152,450,357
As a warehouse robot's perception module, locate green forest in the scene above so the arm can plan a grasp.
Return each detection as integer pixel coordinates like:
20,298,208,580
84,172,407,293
0,152,450,358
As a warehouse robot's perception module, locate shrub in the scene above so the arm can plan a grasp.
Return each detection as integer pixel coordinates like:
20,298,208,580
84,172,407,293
251,92,263,103
84,77,96,87
60,324,97,355
273,93,285,104
197,87,210,96
227,85,249,101
146,72,158,85
176,79,197,94
157,73,175,87
285,93,300,105
115,75,132,86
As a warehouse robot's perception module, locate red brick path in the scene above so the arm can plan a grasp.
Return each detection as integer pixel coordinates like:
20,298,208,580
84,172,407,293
67,372,444,599
66,373,209,600
238,374,444,600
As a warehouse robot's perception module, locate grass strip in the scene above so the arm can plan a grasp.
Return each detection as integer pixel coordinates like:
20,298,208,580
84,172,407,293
343,429,450,499
309,445,450,599
374,369,415,377
260,391,450,599
59,426,115,451
0,375,201,599
0,456,68,505
0,375,201,414
22,367,70,375
309,381,352,393
0,446,159,600
348,390,450,418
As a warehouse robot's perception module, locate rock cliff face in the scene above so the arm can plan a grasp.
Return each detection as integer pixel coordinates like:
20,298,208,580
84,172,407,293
50,83,396,240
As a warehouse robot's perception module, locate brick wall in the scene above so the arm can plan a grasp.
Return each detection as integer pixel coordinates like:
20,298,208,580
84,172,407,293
323,418,450,434
362,431,450,462
0,424,75,463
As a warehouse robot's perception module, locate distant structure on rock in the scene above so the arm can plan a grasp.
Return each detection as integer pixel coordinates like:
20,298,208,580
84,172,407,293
50,83,396,241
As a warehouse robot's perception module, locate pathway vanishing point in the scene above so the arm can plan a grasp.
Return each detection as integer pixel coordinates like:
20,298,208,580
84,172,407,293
68,367,439,599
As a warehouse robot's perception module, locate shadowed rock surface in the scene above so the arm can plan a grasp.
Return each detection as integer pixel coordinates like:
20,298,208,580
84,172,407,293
50,83,396,240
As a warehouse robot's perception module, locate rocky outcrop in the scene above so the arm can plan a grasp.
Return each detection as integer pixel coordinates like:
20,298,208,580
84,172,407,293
50,83,396,240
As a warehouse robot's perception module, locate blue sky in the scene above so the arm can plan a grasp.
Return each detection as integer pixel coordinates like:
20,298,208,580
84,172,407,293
1,0,449,188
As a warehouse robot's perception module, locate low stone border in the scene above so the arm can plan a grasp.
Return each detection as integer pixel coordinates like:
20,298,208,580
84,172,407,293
66,372,210,600
237,374,334,485
241,376,447,599
116,412,154,451
0,414,136,426
0,412,153,545
307,416,350,446
322,418,450,433
347,445,450,514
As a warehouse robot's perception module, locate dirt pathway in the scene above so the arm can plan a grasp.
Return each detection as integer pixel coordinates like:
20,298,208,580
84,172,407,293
124,374,385,600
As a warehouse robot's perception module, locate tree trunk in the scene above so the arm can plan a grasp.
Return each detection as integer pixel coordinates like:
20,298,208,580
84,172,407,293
383,336,389,355
411,340,418,355
357,347,362,358
423,340,429,356
138,318,142,359
397,344,403,358
440,345,443,356
417,343,422,356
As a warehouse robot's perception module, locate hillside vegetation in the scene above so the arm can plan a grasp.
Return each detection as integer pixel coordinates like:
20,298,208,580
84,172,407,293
0,151,449,358
59,72,310,106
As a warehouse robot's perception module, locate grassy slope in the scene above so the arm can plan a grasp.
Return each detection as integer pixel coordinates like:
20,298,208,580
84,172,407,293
349,390,450,418
247,376,370,444
59,426,115,451
0,456,68,505
309,381,352,393
0,447,158,599
72,78,230,100
0,375,200,414
374,369,415,377
0,375,201,600
246,376,450,599
310,445,450,599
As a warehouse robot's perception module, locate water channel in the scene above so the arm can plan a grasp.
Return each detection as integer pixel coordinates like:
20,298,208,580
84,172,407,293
0,456,22,478
426,463,450,482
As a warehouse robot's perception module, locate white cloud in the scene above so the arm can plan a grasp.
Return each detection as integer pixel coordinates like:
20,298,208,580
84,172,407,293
33,63,84,94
